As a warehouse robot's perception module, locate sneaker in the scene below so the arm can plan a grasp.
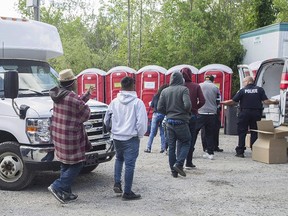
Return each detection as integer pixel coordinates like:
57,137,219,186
203,153,214,160
144,149,151,153
171,171,178,178
172,164,186,177
113,183,123,194
185,163,196,169
65,193,78,202
122,191,141,200
235,153,244,158
214,147,224,152
48,185,66,204
160,149,165,153
207,154,214,160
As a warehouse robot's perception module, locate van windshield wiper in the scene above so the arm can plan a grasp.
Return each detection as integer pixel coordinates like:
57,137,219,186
41,89,50,93
18,88,44,95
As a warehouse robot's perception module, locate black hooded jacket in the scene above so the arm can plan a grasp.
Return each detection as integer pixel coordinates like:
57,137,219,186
157,72,191,123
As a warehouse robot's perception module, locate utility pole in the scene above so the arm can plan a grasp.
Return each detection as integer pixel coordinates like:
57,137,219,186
34,0,40,21
127,0,131,67
26,0,40,21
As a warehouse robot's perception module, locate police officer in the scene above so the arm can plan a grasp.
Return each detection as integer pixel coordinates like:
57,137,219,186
221,76,279,158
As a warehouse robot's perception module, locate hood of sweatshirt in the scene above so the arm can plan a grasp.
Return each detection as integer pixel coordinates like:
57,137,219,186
117,90,137,105
49,86,70,103
181,68,192,82
170,71,184,86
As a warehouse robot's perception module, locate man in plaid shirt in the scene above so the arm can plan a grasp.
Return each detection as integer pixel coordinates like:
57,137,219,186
48,69,94,204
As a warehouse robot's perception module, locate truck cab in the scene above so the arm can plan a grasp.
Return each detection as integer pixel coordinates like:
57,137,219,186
0,17,114,190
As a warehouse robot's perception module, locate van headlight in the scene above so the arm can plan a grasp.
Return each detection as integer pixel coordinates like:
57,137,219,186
26,118,51,144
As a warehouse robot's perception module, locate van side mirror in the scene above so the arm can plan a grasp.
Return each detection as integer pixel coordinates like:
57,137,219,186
4,71,19,99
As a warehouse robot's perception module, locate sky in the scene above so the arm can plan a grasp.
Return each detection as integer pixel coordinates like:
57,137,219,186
0,0,22,18
0,0,101,19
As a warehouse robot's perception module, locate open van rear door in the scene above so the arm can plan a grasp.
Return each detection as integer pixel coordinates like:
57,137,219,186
254,58,287,126
279,58,288,126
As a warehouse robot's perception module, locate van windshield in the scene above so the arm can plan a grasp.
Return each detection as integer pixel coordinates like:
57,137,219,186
0,59,59,97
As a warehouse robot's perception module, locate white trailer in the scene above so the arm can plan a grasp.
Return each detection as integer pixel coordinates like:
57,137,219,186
240,22,288,64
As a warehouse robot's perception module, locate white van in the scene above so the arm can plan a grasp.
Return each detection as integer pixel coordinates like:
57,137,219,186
238,58,285,126
0,17,115,190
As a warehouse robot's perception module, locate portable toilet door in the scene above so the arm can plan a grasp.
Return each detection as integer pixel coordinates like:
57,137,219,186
198,64,233,126
105,66,136,104
76,68,106,102
166,64,198,84
135,65,167,119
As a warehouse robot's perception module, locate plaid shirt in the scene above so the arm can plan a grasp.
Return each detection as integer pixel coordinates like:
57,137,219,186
51,90,91,164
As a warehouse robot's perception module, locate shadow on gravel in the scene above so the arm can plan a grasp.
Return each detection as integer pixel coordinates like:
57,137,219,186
207,179,234,187
25,170,111,192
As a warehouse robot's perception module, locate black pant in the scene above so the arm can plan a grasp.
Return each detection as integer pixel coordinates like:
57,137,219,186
236,110,262,154
185,114,197,166
201,113,221,151
194,114,216,155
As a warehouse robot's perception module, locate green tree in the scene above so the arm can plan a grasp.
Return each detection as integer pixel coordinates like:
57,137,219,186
17,0,101,74
255,0,276,27
274,0,288,22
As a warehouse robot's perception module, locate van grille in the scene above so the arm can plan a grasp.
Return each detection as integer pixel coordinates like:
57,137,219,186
84,111,110,149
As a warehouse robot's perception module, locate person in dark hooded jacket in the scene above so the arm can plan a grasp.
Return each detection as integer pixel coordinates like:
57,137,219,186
157,72,191,178
180,68,205,169
48,69,94,204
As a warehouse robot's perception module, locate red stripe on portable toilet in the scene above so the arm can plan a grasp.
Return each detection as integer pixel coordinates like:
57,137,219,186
105,66,136,104
135,65,167,119
166,64,198,84
77,68,106,103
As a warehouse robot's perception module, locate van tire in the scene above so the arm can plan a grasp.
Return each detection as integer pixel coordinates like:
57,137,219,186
0,142,35,191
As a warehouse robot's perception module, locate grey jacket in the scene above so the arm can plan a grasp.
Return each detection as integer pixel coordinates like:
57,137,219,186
198,80,219,114
157,72,191,123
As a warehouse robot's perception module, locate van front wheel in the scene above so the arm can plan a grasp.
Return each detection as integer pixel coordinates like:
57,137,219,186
0,142,35,190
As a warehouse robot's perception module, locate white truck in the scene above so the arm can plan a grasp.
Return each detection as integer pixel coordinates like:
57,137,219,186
0,17,115,190
240,22,288,64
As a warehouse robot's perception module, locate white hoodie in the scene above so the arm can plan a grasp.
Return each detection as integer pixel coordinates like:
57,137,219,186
104,90,148,141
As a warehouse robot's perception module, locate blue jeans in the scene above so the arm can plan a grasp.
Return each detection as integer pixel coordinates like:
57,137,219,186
114,137,140,194
52,162,84,194
146,112,165,151
167,123,191,171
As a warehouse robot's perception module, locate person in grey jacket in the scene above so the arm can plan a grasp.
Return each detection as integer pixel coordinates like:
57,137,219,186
157,72,191,178
195,75,219,160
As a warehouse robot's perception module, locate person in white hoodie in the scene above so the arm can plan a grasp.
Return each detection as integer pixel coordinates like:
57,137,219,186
104,76,147,201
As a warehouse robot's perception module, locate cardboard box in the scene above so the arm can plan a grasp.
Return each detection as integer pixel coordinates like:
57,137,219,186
251,120,288,164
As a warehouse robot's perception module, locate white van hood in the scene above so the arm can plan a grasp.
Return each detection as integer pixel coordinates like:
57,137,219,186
2,96,108,118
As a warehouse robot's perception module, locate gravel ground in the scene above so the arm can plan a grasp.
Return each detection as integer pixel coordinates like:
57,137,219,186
1,129,288,216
